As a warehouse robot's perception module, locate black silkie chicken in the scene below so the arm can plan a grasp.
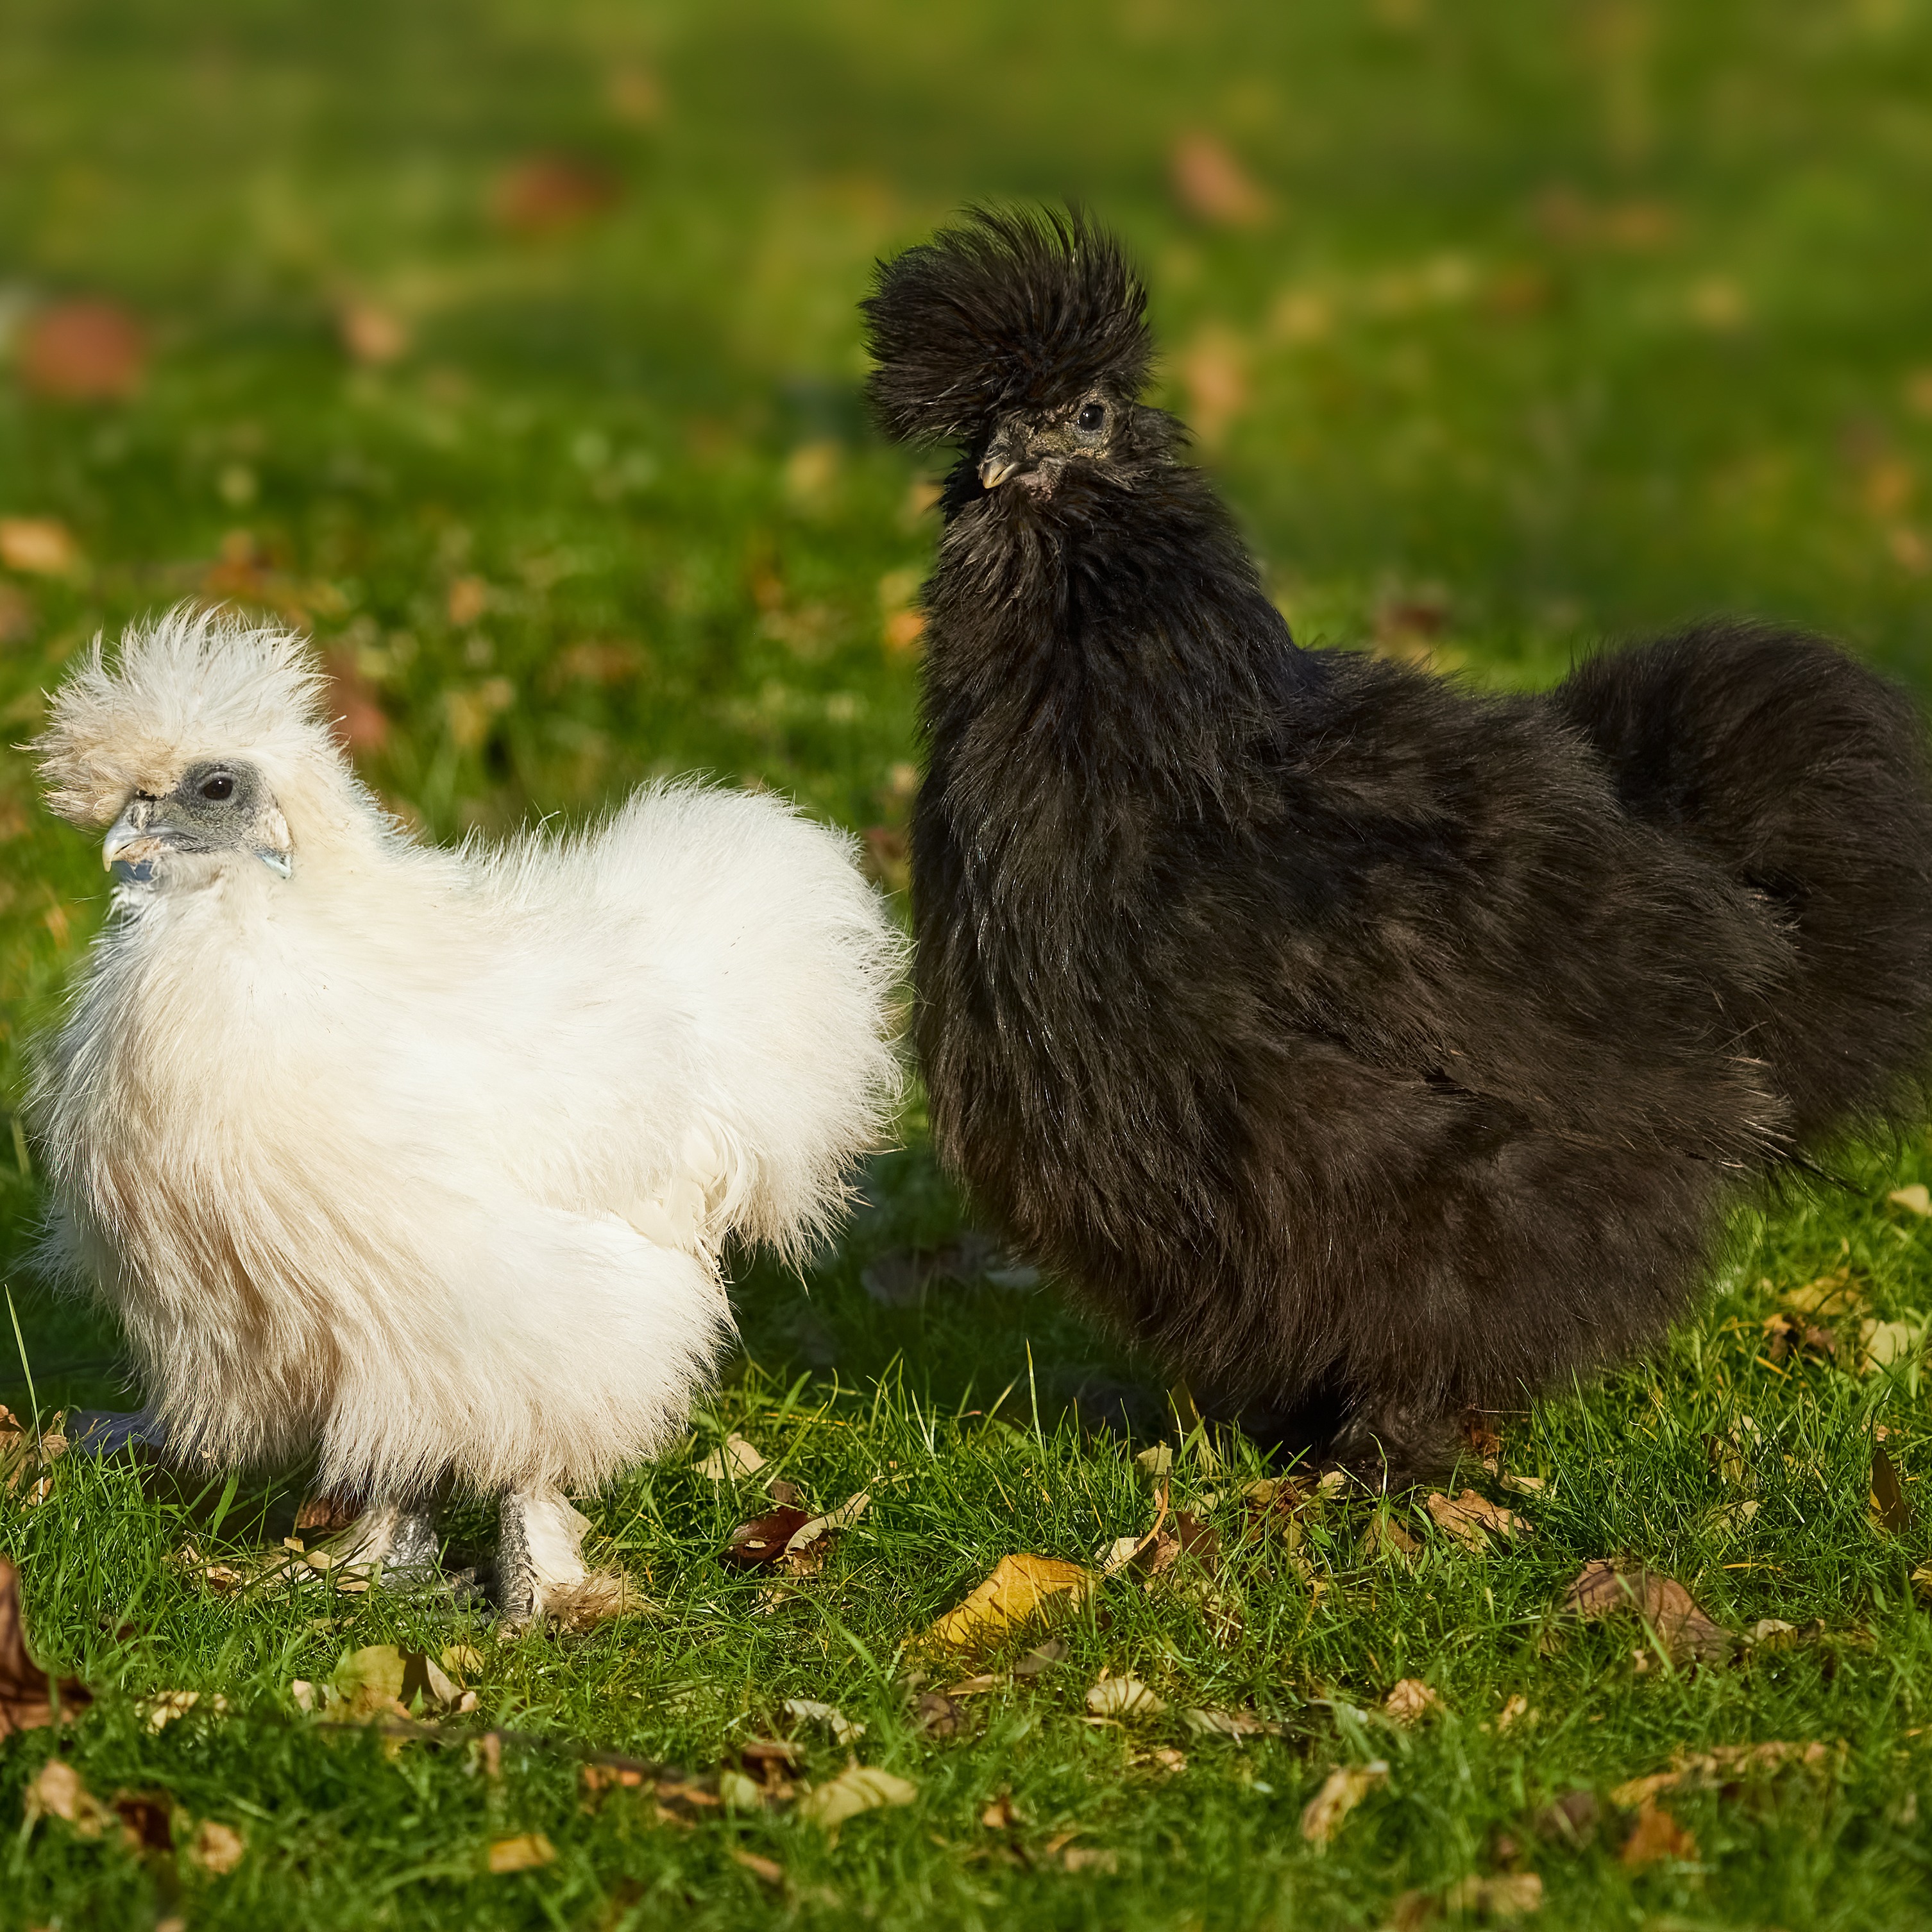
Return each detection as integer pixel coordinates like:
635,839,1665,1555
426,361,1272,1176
863,207,1932,1480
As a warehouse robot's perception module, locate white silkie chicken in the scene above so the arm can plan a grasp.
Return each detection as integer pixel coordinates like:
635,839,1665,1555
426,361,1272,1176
29,606,903,1623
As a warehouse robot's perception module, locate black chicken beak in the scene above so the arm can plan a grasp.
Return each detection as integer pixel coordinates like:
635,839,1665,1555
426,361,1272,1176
978,424,1028,489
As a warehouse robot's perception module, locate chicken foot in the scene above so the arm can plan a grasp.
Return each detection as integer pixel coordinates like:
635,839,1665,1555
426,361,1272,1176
495,1485,638,1629
316,1498,448,1591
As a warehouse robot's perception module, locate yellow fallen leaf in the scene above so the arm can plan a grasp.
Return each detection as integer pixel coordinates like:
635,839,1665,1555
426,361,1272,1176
1425,1489,1529,1551
781,1697,865,1745
1890,1184,1931,1217
918,1554,1092,1651
797,1764,917,1835
1860,1318,1921,1375
487,1832,556,1874
139,1689,230,1733
695,1433,765,1481
23,1759,113,1836
1300,1761,1388,1846
1444,1872,1543,1917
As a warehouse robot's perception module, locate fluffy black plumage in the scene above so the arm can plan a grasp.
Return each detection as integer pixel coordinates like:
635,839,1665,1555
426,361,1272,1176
864,207,1932,1480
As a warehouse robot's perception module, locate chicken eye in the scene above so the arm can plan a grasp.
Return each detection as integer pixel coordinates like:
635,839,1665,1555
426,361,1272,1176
199,774,235,802
1074,402,1108,437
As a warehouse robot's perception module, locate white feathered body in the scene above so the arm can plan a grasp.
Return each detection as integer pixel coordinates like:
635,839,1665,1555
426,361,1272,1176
31,613,902,1498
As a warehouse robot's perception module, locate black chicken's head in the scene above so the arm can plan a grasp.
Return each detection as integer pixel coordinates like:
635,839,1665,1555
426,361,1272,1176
863,207,1172,502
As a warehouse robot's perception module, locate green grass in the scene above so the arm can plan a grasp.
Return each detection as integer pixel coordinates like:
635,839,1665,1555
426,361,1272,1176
6,2,1932,1926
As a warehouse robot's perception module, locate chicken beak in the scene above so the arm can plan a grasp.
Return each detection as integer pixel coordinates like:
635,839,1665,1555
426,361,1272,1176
102,801,157,871
978,452,1019,489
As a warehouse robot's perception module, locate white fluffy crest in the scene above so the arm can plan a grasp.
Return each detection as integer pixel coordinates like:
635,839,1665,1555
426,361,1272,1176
30,608,906,1499
36,604,335,827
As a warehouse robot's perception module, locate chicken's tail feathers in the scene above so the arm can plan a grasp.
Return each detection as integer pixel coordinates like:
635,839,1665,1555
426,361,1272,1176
1553,619,1932,1146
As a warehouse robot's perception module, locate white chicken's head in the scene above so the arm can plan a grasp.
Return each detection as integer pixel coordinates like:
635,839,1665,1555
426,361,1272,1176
35,604,365,889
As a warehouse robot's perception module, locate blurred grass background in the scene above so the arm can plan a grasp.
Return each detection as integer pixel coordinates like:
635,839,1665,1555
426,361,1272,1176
6,0,1932,1377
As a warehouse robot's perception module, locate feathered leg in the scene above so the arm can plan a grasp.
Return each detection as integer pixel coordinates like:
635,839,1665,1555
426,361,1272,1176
495,1485,639,1630
321,1498,444,1590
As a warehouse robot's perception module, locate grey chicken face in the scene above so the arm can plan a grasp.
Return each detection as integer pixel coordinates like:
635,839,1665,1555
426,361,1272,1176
977,389,1130,496
102,758,292,886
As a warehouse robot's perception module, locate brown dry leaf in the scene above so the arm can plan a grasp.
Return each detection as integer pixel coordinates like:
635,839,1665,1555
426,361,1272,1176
918,1554,1092,1652
1085,1674,1164,1718
487,1832,557,1874
489,155,621,234
0,517,80,577
191,1818,246,1875
0,1556,92,1738
981,1789,1023,1829
1873,1443,1912,1534
730,1847,785,1885
1533,1789,1601,1843
1443,1872,1543,1918
139,1690,230,1733
1178,326,1249,450
781,1489,870,1575
1170,132,1271,226
1459,1411,1505,1461
1136,1745,1188,1774
112,1790,176,1854
23,1759,114,1836
912,1691,963,1738
696,1432,765,1481
339,301,409,365
1425,1489,1529,1552
796,1764,917,1836
1363,1513,1421,1562
722,1506,812,1570
1492,1694,1533,1733
1620,1801,1696,1867
1555,1559,1734,1666
1382,1679,1443,1727
292,1491,364,1536
1299,1760,1389,1846
19,300,146,400
1609,1739,1839,1808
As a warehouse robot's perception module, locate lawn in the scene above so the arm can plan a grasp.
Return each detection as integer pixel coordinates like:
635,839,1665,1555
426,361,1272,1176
5,2,1932,1926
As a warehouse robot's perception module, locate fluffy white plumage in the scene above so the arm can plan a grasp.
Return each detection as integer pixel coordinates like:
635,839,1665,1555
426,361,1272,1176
30,608,904,1530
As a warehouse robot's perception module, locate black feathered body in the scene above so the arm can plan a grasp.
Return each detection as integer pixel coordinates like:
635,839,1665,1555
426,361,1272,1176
874,211,1932,1474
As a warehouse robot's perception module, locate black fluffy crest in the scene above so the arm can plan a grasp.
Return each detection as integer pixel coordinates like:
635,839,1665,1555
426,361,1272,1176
863,206,1152,446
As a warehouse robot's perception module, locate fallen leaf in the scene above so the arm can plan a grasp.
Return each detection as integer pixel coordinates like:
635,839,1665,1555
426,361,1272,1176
1609,1739,1839,1808
1299,1761,1389,1846
1555,1560,1734,1666
0,517,80,577
1443,1872,1543,1918
487,1832,557,1874
1748,1617,1799,1646
339,301,409,365
722,1507,812,1569
730,1847,785,1885
781,1489,870,1573
0,1556,92,1737
981,1790,1023,1829
1061,1844,1119,1872
912,1691,962,1737
139,1690,230,1733
918,1554,1092,1652
1779,1268,1866,1319
1533,1790,1601,1843
191,1818,246,1874
1178,325,1249,450
1874,1443,1913,1534
1085,1675,1164,1718
1137,1746,1188,1774
18,300,145,400
796,1764,917,1835
1501,1473,1546,1496
1890,1183,1931,1216
1182,1706,1282,1740
1493,1695,1533,1732
23,1759,115,1836
781,1697,865,1746
1425,1489,1530,1552
488,155,621,235
1620,1801,1696,1867
1170,132,1271,226
1362,1513,1421,1561
1382,1679,1443,1727
447,575,490,627
1860,1319,1921,1377
697,1433,765,1481
293,1492,363,1536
